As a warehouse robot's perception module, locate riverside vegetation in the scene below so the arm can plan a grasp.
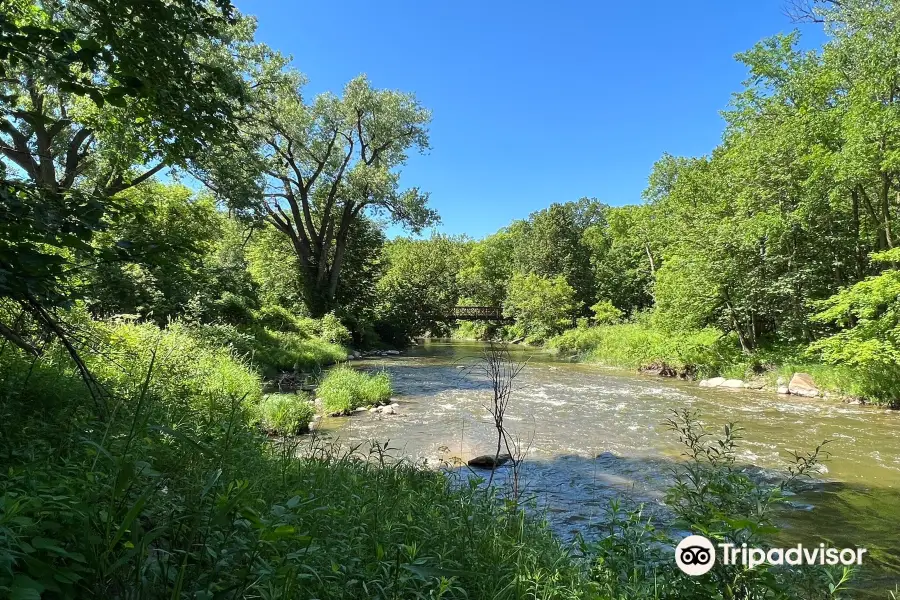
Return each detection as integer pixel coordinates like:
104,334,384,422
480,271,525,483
0,0,895,597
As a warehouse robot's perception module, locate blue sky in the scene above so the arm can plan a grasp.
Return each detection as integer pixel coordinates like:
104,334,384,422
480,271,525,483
235,1,825,239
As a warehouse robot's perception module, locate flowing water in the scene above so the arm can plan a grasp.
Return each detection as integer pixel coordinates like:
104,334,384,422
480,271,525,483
317,339,900,595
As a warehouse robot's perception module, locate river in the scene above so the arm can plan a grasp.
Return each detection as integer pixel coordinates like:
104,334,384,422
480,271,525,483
316,339,900,595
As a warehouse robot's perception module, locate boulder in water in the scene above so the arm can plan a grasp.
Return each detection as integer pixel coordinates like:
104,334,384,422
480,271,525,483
700,377,726,388
720,379,747,389
788,372,819,397
467,453,512,468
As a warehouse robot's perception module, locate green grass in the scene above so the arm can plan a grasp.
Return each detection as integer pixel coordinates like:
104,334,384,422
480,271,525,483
548,323,739,378
251,393,316,434
193,322,347,376
548,323,875,401
318,365,393,415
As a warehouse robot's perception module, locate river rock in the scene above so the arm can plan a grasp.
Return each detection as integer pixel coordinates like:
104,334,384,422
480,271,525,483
384,350,400,355
788,372,819,397
700,377,726,388
746,380,765,390
467,454,512,468
777,385,790,395
720,379,747,389
381,405,396,415
776,376,786,386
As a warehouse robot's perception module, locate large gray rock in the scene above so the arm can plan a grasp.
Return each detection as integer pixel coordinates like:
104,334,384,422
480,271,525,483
467,454,512,468
720,379,747,389
777,385,790,395
788,372,819,397
700,377,726,388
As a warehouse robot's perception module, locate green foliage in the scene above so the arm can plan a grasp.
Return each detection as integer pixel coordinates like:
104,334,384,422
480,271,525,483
318,366,392,415
193,322,347,377
320,312,352,345
586,410,850,599
375,235,470,343
549,323,738,378
504,273,581,343
590,300,623,325
251,394,316,435
810,248,900,403
246,224,306,312
84,184,232,323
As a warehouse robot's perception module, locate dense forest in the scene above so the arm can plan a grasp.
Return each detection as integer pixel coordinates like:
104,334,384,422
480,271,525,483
0,0,897,598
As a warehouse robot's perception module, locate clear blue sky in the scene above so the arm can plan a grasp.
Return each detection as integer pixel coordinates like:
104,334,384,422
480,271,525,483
235,0,825,239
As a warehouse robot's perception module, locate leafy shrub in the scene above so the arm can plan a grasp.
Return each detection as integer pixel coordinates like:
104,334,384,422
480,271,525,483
320,311,352,345
318,366,392,415
253,304,307,333
586,410,849,599
251,394,316,434
590,299,623,324
809,248,900,404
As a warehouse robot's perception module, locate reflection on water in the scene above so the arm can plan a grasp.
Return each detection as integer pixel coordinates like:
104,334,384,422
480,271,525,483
318,339,900,594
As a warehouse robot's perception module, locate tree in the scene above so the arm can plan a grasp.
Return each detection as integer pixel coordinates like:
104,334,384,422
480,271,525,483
375,235,469,344
457,231,517,306
203,72,437,316
503,273,581,342
510,199,604,311
82,183,246,325
811,248,900,403
0,0,252,367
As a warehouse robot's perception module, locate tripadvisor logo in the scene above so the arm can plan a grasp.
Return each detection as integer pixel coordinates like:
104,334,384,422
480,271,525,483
675,535,716,575
674,535,867,576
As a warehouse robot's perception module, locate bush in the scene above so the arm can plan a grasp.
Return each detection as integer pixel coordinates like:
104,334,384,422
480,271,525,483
318,366,393,415
320,311,352,345
251,394,316,434
809,248,900,404
590,300,623,325
586,410,849,599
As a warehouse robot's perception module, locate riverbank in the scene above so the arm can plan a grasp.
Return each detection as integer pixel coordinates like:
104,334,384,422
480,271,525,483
318,340,900,597
546,323,883,405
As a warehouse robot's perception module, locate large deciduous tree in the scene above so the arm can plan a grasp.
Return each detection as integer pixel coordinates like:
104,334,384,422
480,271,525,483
0,0,250,405
202,73,437,316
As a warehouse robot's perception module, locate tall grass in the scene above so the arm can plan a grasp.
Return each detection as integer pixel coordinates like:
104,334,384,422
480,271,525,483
192,322,347,376
318,365,393,415
251,393,316,434
548,323,739,378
